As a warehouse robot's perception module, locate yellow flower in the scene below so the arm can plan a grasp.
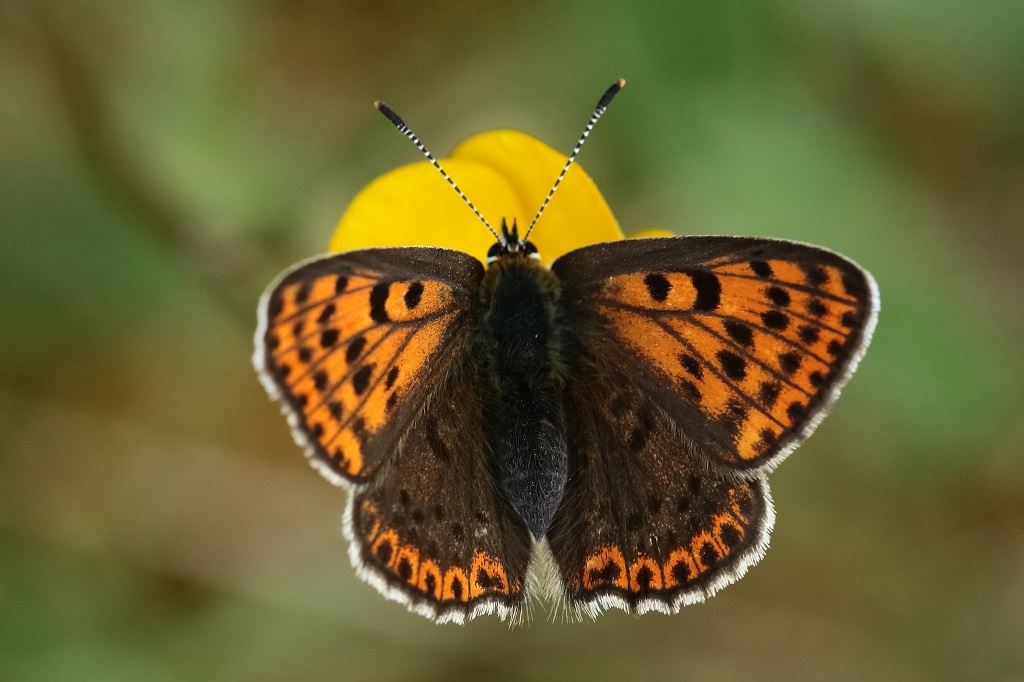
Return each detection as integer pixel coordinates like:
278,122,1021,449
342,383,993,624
330,130,671,265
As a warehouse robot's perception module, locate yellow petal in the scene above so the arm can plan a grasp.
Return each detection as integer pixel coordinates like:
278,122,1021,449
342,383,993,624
330,130,624,265
328,158,518,261
628,228,676,238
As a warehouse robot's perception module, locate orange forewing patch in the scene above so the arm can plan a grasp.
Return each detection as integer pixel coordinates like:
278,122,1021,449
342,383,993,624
597,257,867,463
263,271,461,478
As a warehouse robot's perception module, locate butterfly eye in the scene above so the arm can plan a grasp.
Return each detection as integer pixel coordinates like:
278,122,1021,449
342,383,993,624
522,241,541,260
486,241,504,265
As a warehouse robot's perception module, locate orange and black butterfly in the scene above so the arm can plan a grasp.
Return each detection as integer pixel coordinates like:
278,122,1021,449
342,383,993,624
254,81,878,623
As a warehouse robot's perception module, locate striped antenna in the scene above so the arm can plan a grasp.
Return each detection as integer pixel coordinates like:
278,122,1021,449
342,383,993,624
523,79,625,241
374,100,503,244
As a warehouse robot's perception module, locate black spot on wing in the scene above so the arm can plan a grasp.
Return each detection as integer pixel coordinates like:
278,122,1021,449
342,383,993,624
680,353,704,379
635,566,654,590
679,378,700,402
778,352,801,375
317,303,336,324
798,325,820,344
404,281,424,309
346,336,367,364
374,537,393,564
805,265,828,286
766,286,790,307
320,329,339,348
724,320,754,347
759,380,780,408
688,270,721,311
719,524,742,548
717,350,747,381
370,282,391,323
351,417,366,437
352,364,374,396
644,273,671,302
807,298,827,317
761,310,789,331
313,370,328,391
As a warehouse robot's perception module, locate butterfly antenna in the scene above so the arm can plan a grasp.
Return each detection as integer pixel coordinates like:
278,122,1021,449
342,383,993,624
374,100,504,244
523,78,625,241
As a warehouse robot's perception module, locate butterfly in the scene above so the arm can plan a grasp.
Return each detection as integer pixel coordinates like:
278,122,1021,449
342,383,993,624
253,80,878,623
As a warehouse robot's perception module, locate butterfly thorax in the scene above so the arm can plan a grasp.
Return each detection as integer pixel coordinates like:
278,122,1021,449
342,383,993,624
476,249,568,540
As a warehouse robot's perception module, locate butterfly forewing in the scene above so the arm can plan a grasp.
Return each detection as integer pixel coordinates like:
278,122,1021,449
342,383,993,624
254,247,483,484
553,236,878,475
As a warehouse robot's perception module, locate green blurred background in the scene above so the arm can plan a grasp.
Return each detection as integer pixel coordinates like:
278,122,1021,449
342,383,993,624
2,1,1022,680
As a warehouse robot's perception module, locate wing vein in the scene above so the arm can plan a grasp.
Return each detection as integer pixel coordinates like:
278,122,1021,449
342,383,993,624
322,312,459,451
644,314,793,429
712,269,858,305
273,282,377,326
693,311,839,368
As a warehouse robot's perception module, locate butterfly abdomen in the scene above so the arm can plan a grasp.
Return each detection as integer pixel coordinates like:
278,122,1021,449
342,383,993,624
478,256,568,540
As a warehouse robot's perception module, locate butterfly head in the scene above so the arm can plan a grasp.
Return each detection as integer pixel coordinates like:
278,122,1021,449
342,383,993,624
486,218,540,265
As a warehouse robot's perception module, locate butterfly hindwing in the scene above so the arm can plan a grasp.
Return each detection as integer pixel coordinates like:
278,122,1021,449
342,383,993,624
254,247,483,484
553,236,879,474
345,359,533,623
545,363,774,615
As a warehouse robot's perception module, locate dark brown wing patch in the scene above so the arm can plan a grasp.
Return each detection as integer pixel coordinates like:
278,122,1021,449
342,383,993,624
547,369,773,616
345,362,533,623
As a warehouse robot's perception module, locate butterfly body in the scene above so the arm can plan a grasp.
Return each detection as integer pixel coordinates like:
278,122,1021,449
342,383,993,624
477,252,568,540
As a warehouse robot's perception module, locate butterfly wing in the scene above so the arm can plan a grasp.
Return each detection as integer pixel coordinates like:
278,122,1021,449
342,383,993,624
553,236,878,473
546,236,877,614
345,359,533,623
254,247,483,484
255,246,533,621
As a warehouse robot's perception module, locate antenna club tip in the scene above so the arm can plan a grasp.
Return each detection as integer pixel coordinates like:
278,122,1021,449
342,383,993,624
616,78,626,87
373,100,383,110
